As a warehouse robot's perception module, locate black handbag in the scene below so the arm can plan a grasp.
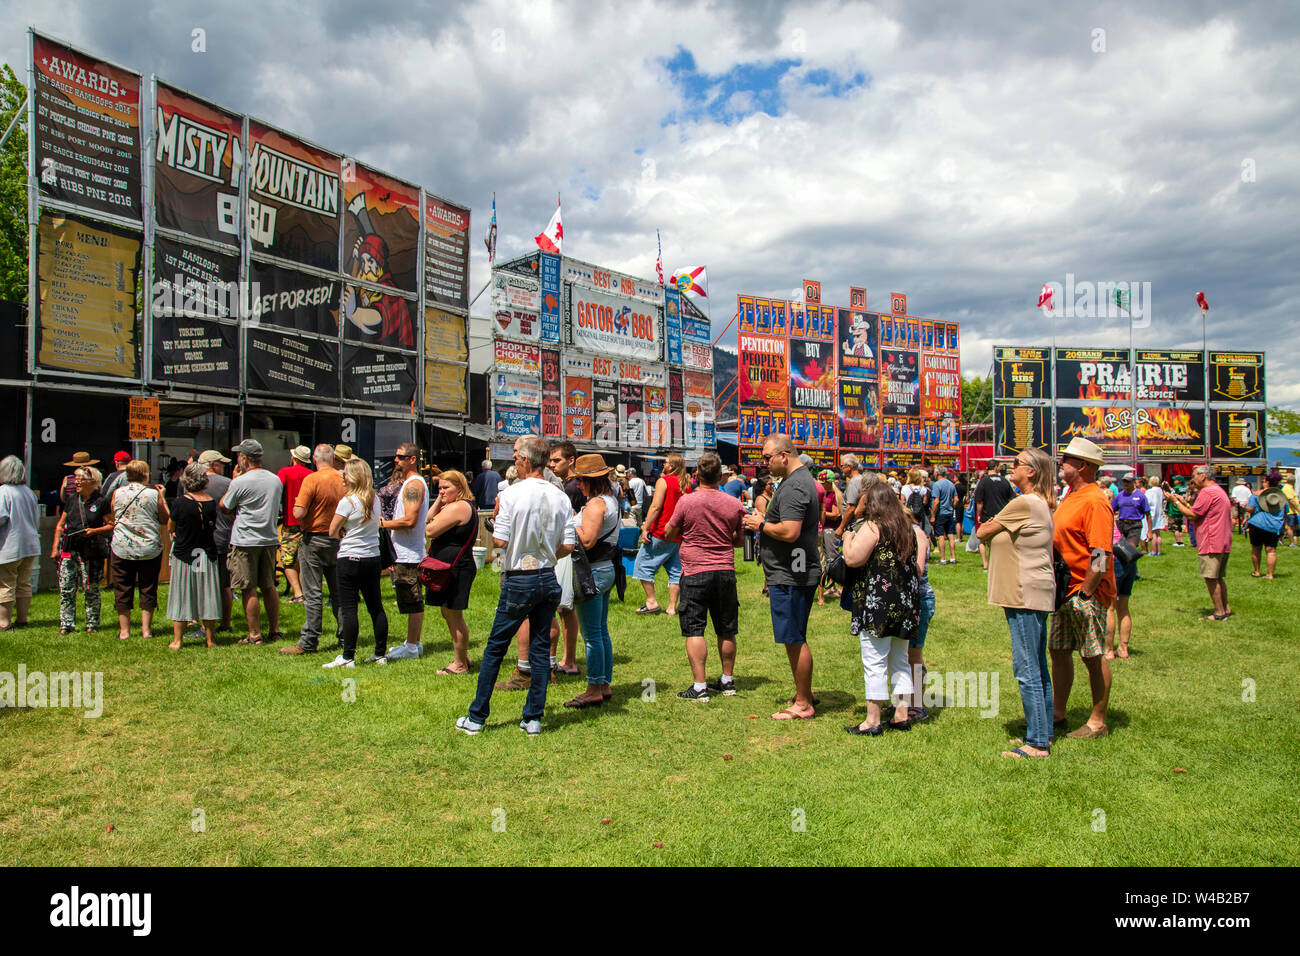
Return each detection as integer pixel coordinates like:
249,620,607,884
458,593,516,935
1052,548,1072,610
822,553,847,589
570,542,599,603
378,527,397,567
1113,536,1142,567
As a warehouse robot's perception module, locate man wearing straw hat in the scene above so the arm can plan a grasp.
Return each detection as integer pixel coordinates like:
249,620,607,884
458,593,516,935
1050,437,1116,739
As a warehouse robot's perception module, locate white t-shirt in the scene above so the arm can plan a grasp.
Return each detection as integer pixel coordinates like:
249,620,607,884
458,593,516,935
335,493,381,559
1232,485,1252,507
1145,486,1165,514
493,476,576,571
390,474,429,564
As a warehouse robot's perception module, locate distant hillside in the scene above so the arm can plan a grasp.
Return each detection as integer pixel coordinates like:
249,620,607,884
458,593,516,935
713,346,737,421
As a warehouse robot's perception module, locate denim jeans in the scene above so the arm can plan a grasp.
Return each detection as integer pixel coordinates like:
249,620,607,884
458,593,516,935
1005,607,1053,748
337,555,388,661
575,561,615,685
469,569,562,724
299,533,340,650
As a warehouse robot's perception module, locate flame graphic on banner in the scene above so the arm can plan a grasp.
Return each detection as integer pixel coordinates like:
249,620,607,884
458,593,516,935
1137,408,1199,441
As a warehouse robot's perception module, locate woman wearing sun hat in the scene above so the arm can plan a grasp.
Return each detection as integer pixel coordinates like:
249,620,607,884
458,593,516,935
564,454,622,708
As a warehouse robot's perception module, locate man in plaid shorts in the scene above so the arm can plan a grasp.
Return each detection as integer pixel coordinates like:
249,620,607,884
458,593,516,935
1050,437,1116,740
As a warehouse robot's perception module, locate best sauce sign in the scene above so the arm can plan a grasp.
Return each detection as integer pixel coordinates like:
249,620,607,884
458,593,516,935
570,285,661,362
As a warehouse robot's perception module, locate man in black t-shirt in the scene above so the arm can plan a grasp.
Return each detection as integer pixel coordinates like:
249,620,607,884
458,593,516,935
742,435,821,720
973,463,1015,570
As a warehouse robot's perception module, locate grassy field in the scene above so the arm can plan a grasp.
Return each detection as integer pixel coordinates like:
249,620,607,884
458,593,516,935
1,537,1296,866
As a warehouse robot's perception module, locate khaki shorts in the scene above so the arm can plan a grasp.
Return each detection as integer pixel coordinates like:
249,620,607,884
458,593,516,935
1049,592,1107,658
228,545,277,592
277,525,303,567
391,562,423,614
1198,551,1230,579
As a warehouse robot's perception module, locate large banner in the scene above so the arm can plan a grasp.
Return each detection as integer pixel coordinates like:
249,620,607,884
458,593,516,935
247,121,341,270
343,163,419,295
921,350,961,418
1135,407,1207,458
33,34,142,221
493,339,540,375
1209,352,1265,404
423,194,471,310
788,339,836,412
423,359,467,413
152,235,241,322
425,306,468,363
993,346,1050,401
738,332,787,408
491,272,542,341
1054,347,1132,402
569,284,661,362
1211,409,1265,459
246,326,338,399
153,82,242,245
1133,350,1205,403
342,346,417,407
1054,406,1133,459
152,313,238,389
249,259,339,337
995,404,1050,456
36,213,140,378
837,308,878,379
564,374,594,440
880,348,920,416
839,378,880,449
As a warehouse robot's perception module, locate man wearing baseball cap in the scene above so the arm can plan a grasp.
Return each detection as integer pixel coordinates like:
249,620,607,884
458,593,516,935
218,439,282,644
1112,472,1149,548
276,446,314,604
1050,437,1115,739
101,451,132,501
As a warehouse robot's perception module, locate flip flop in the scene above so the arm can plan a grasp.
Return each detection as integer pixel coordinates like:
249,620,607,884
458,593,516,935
236,635,258,645
635,605,664,615
436,666,469,676
1202,612,1231,621
1002,747,1048,759
771,707,815,720
845,723,884,736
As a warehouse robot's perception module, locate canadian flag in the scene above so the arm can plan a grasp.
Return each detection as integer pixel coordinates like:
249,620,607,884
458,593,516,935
1196,291,1209,313
535,195,563,254
1037,283,1054,312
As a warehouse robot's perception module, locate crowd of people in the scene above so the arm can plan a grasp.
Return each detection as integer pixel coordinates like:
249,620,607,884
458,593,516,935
1,434,1294,750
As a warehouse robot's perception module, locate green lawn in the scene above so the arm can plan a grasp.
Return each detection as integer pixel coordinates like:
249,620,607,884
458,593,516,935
2,538,1296,865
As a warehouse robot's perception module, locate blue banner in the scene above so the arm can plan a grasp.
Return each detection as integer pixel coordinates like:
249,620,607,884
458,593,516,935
494,403,541,437
665,287,683,365
539,252,561,344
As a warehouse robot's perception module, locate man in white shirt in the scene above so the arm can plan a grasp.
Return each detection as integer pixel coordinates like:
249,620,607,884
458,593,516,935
627,468,647,523
379,441,429,661
458,435,575,736
1231,478,1252,535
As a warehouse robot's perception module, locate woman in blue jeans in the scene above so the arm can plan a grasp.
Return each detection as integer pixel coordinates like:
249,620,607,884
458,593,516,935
564,455,622,709
978,447,1058,758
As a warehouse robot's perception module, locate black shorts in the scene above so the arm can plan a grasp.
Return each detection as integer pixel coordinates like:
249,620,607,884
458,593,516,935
425,562,477,611
932,513,956,537
678,569,739,639
217,545,231,589
1248,526,1280,549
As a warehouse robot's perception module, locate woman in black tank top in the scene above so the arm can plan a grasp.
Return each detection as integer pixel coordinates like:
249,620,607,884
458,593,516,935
424,471,478,674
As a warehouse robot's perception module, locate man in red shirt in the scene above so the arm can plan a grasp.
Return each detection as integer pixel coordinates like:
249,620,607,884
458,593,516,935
1169,464,1233,620
662,452,746,700
277,445,314,603
1050,438,1116,739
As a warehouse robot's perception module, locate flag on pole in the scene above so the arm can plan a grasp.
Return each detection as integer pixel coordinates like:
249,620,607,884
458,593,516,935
1037,283,1054,312
671,266,708,300
1196,291,1209,313
1113,288,1131,312
655,230,664,285
535,194,563,254
484,193,497,264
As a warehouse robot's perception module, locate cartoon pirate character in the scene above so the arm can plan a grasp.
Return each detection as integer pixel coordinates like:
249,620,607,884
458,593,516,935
343,211,414,348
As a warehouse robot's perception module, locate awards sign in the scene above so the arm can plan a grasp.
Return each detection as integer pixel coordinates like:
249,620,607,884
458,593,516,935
995,405,1049,456
153,82,243,245
423,194,470,309
490,271,542,341
152,313,238,389
36,213,140,379
994,346,1050,401
246,327,338,398
564,376,594,441
152,235,241,321
569,285,661,362
33,34,143,221
493,340,539,376
342,346,417,407
1208,352,1265,404
1211,409,1265,459
738,333,788,409
921,351,961,418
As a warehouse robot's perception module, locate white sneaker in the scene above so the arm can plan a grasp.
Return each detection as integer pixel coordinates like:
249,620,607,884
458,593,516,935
322,655,354,669
385,641,423,661
362,653,386,664
456,716,483,735
519,719,542,736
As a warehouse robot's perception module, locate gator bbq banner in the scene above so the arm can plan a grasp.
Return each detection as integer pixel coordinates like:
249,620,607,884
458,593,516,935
837,309,878,379
1054,347,1132,402
789,339,836,411
153,82,242,245
995,404,1050,456
1135,407,1207,458
247,120,341,271
921,351,962,418
249,259,338,337
1133,350,1205,403
343,163,419,295
569,285,662,362
880,349,920,416
1054,406,1133,459
36,212,140,378
423,194,471,310
738,332,788,409
33,34,143,221
342,345,417,407
1209,352,1265,404
994,346,1050,400
246,326,338,399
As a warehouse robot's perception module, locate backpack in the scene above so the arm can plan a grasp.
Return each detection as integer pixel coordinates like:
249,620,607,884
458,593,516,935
907,487,927,521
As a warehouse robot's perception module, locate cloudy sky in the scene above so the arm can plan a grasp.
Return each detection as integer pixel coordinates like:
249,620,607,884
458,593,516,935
6,0,1298,405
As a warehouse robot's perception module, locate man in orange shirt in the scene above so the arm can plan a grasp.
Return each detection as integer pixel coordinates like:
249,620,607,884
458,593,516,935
1050,437,1115,739
281,443,347,655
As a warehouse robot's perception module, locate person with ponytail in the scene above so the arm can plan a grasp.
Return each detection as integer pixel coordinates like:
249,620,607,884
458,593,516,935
325,459,388,668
